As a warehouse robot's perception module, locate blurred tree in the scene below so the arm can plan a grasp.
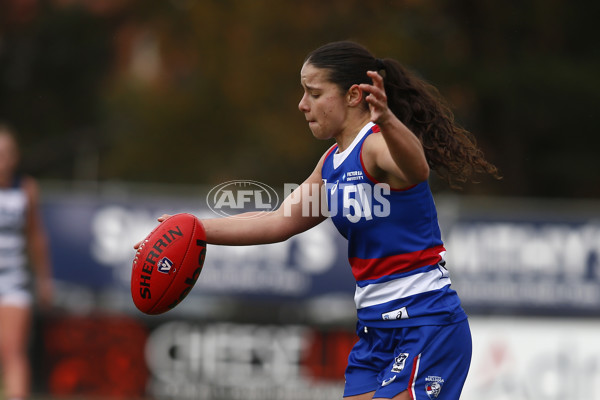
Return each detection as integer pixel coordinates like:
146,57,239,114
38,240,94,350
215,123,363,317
0,1,114,179
0,0,598,197
441,0,600,197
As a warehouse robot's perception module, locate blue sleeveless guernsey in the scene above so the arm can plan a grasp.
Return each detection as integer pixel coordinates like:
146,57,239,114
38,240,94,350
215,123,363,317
321,122,467,328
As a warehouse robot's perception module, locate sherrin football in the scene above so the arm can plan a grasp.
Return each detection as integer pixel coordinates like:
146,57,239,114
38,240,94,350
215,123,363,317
131,213,207,315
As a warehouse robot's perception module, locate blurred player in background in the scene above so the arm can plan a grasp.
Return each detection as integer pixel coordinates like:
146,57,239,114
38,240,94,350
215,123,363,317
144,41,499,399
0,124,53,400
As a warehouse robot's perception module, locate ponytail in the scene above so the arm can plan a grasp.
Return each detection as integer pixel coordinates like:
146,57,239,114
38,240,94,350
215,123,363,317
306,41,501,188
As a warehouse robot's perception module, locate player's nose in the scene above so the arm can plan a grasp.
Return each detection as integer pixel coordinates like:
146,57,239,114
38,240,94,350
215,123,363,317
298,93,309,112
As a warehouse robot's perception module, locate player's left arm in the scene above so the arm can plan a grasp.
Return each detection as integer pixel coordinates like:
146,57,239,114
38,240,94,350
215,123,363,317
23,177,53,308
359,70,430,188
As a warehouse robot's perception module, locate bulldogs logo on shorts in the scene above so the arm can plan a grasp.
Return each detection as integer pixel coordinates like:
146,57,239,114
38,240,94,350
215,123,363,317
425,376,444,399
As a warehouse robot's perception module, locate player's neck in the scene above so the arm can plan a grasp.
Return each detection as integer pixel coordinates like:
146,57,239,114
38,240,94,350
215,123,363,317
335,115,372,152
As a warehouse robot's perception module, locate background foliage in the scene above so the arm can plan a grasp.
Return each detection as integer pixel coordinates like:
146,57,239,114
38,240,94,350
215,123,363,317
0,0,597,197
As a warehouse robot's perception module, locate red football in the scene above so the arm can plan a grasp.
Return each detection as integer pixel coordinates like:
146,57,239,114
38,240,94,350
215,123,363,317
131,213,207,315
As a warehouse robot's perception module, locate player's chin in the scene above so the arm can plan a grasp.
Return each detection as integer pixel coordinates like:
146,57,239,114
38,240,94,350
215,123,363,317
309,126,329,140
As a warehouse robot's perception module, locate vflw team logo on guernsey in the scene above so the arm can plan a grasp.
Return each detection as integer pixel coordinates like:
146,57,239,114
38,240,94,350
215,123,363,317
425,376,445,399
157,257,173,274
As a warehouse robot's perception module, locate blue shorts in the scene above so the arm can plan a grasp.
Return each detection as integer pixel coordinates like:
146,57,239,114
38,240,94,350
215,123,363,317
344,319,472,399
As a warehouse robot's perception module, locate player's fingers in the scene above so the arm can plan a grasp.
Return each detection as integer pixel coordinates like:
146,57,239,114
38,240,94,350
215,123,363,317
363,89,387,109
360,84,379,104
133,240,142,249
360,82,385,101
158,214,172,222
367,70,384,87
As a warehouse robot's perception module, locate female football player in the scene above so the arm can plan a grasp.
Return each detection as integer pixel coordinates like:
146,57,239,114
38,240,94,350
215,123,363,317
0,124,53,400
145,41,499,399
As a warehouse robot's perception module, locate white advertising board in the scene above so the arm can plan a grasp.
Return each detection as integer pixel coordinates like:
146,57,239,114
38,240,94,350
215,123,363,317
463,317,600,400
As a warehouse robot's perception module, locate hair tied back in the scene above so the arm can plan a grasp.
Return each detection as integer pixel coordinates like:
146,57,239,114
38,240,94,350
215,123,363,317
375,58,386,78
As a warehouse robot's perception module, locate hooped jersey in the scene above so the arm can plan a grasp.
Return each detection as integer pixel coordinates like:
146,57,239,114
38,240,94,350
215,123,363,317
0,175,28,272
321,122,467,328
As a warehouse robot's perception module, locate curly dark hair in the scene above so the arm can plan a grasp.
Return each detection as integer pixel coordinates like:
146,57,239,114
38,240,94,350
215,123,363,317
304,41,501,189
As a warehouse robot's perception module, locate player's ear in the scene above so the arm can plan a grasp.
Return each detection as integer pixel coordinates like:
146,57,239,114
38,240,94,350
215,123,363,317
346,84,364,107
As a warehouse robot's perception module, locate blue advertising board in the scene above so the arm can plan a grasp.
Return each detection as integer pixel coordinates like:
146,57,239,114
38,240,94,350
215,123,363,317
41,185,600,318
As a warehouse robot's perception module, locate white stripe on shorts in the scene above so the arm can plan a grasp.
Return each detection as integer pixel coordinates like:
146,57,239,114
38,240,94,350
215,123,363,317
410,353,421,399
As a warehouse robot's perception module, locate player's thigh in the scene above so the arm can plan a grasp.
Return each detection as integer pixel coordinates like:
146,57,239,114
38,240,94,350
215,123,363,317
344,389,411,400
0,304,31,354
344,390,375,400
